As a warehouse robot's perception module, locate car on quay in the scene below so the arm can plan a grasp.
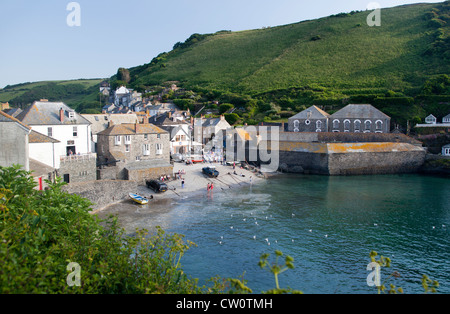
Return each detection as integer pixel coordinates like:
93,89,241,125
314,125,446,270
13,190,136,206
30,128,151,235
202,166,219,178
146,179,168,193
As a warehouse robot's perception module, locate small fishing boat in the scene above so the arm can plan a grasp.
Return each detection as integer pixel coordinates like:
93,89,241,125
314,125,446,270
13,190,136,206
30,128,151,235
129,193,149,205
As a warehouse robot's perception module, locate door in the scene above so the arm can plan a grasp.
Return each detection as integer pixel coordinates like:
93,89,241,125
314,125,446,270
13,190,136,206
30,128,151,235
63,174,70,183
67,146,76,156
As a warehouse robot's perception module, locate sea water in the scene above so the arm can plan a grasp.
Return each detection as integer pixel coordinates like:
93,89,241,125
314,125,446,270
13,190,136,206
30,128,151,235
160,174,450,294
111,174,450,294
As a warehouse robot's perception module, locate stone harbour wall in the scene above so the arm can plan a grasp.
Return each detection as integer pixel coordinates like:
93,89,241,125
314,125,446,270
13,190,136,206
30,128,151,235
275,142,426,175
62,180,139,210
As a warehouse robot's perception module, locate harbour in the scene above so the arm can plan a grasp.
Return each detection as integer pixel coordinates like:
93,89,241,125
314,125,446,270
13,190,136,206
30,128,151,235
97,173,450,294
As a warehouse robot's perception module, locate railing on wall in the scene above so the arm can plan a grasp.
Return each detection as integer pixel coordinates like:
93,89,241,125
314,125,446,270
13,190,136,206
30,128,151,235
60,153,97,163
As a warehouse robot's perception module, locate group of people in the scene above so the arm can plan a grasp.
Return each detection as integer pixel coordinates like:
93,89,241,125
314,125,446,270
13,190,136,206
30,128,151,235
207,182,214,192
160,175,171,181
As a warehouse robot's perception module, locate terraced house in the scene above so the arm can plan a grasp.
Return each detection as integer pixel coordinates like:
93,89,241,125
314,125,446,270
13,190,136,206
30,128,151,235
97,122,172,184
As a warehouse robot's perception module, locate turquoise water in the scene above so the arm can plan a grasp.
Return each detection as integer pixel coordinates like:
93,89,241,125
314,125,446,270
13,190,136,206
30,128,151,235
160,174,449,294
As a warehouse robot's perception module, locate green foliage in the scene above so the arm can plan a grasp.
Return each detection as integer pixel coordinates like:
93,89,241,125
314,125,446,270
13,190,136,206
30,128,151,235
219,103,234,114
116,68,131,84
258,251,302,294
0,165,206,294
224,113,240,125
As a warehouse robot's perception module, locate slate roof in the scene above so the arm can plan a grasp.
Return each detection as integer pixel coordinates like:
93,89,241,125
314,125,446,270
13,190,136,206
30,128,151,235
290,105,330,120
149,112,189,126
97,123,168,136
0,110,32,131
29,130,60,144
83,113,139,134
3,108,23,118
330,104,390,120
16,101,91,126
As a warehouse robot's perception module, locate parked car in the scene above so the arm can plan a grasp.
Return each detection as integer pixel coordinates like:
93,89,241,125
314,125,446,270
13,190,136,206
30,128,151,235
146,180,168,192
202,167,219,178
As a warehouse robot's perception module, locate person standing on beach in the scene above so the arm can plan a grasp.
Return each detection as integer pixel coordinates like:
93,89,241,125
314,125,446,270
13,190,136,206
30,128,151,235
207,183,211,192
182,179,185,188
211,182,214,191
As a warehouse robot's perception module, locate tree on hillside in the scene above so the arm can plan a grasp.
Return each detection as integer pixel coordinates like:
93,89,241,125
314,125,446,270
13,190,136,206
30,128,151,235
116,68,131,84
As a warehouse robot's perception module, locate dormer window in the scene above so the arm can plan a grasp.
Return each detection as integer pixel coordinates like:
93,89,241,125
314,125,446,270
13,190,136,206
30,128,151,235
68,110,76,119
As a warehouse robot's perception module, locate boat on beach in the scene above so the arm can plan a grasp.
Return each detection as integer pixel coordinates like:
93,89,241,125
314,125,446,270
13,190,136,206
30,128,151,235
129,193,149,205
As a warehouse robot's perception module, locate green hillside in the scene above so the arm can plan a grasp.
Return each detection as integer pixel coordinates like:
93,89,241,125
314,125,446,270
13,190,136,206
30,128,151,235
122,1,450,126
0,79,103,112
131,3,446,92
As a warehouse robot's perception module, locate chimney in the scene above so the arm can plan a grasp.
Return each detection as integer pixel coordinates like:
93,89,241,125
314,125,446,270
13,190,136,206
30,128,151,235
59,108,64,122
108,120,114,128
40,99,48,102
220,115,225,121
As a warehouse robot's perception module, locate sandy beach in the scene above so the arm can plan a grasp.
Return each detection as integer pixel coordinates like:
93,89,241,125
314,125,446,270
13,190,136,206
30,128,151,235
94,162,266,231
138,162,265,201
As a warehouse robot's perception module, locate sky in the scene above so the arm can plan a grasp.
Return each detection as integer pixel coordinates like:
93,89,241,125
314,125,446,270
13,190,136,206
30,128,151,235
0,0,444,88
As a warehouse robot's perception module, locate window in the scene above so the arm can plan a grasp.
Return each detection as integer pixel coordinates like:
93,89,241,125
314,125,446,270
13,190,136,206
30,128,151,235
124,135,131,144
157,134,161,139
47,127,53,137
144,134,148,140
143,144,150,156
73,126,78,137
156,143,163,155
354,120,361,132
375,120,383,133
305,120,311,125
68,110,75,119
333,119,340,131
364,120,372,133
344,120,351,132
293,120,300,132
136,156,141,161
125,144,130,152
114,136,121,146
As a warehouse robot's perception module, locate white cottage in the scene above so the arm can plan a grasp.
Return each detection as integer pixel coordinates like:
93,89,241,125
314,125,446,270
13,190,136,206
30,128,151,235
17,100,92,157
17,100,96,184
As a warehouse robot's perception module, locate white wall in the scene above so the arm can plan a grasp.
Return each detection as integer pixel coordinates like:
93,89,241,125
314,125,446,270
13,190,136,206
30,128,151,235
30,124,91,157
29,142,61,169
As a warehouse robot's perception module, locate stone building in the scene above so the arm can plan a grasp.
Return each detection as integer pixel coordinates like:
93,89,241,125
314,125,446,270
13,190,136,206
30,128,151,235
0,110,31,171
288,104,390,134
329,104,391,133
97,122,172,184
288,105,330,133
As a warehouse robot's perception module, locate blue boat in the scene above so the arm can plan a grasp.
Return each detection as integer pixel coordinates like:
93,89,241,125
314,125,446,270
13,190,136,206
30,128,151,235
129,193,149,205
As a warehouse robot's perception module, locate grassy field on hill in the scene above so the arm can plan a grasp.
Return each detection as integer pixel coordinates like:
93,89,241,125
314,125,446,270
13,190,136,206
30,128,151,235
129,2,448,94
0,79,103,112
